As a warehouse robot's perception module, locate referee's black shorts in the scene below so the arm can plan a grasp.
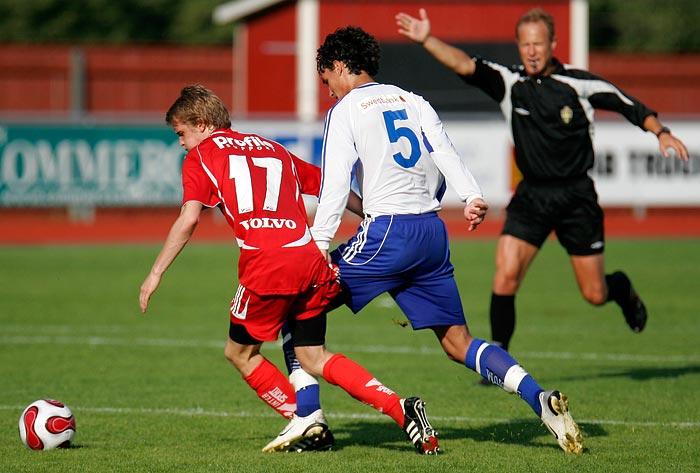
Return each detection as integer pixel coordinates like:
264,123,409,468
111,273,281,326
502,176,605,256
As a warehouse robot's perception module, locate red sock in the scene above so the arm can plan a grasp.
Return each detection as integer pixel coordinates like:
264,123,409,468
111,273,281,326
243,358,296,418
323,354,404,426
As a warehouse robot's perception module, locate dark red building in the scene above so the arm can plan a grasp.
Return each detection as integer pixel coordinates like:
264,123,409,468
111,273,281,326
0,0,697,120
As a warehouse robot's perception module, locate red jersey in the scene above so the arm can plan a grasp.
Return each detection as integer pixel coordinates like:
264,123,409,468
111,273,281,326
181,129,327,295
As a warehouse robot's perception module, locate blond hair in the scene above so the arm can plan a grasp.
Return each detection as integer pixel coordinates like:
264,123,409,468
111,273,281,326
516,8,556,43
165,84,231,129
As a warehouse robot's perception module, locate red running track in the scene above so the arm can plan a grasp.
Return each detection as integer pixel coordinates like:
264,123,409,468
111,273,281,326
1,207,699,245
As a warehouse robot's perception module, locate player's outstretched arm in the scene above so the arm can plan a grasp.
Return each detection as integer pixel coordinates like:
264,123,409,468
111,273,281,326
139,201,203,313
642,115,689,160
659,132,689,160
395,8,475,76
395,8,432,43
464,198,488,232
658,129,689,160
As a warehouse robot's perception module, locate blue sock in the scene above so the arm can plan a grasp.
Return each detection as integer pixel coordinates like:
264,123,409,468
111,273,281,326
281,321,301,373
293,383,320,417
465,338,544,416
281,322,321,417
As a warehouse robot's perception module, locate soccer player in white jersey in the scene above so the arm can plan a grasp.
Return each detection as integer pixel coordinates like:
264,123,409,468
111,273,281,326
139,84,440,455
303,26,584,454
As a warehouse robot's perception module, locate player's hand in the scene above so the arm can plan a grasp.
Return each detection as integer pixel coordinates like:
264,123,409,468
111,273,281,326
320,249,331,264
396,8,431,44
139,272,162,313
464,198,488,231
659,133,689,160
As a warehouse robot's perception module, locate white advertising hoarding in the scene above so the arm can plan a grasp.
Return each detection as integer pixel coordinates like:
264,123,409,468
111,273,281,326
444,119,699,208
589,121,700,206
0,119,697,208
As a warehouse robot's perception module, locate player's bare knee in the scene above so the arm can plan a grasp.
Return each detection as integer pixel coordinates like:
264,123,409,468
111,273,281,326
493,276,519,294
295,346,328,377
223,345,240,366
297,360,323,378
444,351,464,364
582,287,607,306
439,337,468,363
223,343,249,372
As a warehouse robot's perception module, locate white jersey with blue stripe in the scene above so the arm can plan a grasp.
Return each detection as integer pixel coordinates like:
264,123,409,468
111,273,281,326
311,82,483,249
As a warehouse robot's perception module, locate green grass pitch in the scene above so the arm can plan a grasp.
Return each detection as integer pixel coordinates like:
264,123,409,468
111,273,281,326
1,239,699,472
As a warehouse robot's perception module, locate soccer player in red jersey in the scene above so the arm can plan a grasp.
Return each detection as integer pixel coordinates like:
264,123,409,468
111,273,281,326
138,85,440,454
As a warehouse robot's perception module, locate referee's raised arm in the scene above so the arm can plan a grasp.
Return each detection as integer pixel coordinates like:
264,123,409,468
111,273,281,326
395,8,476,76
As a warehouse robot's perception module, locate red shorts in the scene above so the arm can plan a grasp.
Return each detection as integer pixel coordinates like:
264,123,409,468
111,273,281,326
228,265,341,342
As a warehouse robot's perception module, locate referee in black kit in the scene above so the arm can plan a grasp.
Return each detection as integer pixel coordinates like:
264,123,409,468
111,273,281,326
395,7,689,354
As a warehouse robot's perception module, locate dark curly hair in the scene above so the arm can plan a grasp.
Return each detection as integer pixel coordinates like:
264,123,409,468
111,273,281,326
316,26,381,76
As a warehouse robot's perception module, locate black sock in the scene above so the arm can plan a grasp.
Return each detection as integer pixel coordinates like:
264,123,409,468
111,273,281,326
606,271,631,306
490,293,515,352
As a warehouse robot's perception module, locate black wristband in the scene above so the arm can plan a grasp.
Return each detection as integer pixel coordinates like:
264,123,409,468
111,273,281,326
656,126,671,137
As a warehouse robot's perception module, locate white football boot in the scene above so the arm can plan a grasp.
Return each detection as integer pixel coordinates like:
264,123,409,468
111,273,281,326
262,409,328,453
539,390,584,454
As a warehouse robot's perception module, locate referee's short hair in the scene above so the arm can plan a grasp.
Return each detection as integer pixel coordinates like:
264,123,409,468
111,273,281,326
516,8,556,43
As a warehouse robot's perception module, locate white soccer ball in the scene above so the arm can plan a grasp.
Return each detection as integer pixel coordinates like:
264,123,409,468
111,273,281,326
18,399,76,450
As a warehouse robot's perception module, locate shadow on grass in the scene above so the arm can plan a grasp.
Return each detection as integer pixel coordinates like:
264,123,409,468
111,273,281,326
330,419,607,454
559,364,700,382
435,420,606,452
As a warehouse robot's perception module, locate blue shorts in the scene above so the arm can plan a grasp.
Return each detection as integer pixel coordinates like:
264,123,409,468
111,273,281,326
330,212,467,330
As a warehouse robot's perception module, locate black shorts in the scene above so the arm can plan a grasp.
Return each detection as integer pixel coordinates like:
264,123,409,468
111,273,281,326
502,177,605,256
228,312,327,347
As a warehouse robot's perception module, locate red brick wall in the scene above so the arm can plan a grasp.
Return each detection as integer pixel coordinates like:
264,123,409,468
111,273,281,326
0,45,73,112
1,42,698,116
589,52,700,116
0,44,232,115
84,46,232,114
